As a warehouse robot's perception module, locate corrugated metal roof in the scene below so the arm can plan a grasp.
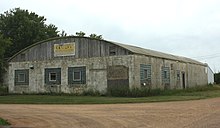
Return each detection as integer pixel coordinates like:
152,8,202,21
110,41,205,66
8,36,206,66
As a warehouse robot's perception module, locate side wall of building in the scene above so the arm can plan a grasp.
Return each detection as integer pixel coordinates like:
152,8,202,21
133,55,208,89
207,66,214,84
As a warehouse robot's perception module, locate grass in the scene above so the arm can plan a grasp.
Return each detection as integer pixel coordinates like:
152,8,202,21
0,85,220,104
0,118,10,126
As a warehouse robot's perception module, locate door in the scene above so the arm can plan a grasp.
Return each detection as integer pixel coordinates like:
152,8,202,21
107,65,129,91
182,72,186,89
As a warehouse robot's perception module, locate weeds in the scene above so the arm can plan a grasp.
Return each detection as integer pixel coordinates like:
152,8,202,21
0,118,10,125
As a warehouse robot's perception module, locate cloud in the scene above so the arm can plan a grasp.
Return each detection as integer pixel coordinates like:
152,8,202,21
1,0,220,72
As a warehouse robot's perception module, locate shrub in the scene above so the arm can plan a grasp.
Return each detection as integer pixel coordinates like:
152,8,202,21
0,118,10,125
0,85,8,95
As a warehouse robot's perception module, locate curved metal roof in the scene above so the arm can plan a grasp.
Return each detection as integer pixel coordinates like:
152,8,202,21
8,36,205,66
111,41,205,65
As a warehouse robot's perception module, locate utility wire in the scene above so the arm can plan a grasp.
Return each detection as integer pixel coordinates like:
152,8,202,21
192,53,220,60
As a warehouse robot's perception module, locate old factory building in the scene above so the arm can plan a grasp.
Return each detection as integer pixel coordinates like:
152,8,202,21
4,36,214,93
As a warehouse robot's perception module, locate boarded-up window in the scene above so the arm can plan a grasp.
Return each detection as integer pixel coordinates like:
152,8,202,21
45,68,61,85
162,67,170,88
140,64,151,86
15,69,29,85
176,70,180,80
107,65,129,91
68,67,86,84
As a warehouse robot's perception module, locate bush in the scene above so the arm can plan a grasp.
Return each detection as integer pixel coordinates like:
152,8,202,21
81,89,101,96
106,85,220,97
0,118,10,125
0,85,8,95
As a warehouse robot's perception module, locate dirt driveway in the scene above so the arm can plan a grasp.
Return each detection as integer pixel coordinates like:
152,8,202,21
0,98,220,128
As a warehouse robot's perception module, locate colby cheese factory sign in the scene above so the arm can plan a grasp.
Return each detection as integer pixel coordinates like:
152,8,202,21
54,43,75,56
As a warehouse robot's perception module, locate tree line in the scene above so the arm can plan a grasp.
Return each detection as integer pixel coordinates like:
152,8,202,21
0,8,103,82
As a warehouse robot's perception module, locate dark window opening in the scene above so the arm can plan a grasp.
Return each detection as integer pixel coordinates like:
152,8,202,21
171,64,174,70
49,72,57,81
73,71,81,81
164,71,167,79
109,46,116,56
144,69,148,79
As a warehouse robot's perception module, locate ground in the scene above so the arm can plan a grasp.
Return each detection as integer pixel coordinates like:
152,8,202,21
0,98,219,128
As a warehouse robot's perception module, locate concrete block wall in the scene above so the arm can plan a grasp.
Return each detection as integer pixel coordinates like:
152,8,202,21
6,54,208,93
7,55,134,93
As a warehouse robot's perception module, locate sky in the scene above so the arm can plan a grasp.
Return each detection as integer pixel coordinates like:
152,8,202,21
1,0,220,72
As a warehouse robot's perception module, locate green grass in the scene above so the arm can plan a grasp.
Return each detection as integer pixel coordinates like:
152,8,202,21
0,118,10,125
0,85,220,104
0,88,220,104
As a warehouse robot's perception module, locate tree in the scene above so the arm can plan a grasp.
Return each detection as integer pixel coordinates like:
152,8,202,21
89,34,103,40
0,33,11,82
75,31,86,37
214,72,220,84
60,30,67,37
0,8,60,58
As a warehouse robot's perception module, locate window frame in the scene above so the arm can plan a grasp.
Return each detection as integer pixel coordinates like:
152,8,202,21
73,71,82,81
45,68,61,85
17,73,26,82
68,66,86,85
49,72,57,82
15,69,29,85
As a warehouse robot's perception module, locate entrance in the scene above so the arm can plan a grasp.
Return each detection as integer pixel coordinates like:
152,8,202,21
182,72,186,89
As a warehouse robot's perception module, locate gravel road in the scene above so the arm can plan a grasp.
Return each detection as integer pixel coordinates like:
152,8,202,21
0,98,220,128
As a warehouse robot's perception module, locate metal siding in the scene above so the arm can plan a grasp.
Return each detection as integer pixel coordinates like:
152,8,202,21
10,37,130,62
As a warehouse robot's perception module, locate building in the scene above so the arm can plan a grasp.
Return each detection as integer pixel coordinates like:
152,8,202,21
4,36,211,93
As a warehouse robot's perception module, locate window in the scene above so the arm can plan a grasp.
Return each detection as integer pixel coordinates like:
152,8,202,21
161,67,170,85
15,69,29,85
140,64,151,86
49,72,57,81
144,69,148,79
18,73,25,82
45,68,61,85
164,71,167,79
73,71,81,81
176,70,180,80
109,46,116,56
68,67,86,84
171,64,174,70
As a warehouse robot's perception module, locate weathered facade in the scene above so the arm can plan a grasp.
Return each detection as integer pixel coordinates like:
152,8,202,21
5,36,210,93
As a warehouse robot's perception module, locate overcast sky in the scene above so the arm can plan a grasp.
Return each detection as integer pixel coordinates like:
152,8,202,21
1,0,220,72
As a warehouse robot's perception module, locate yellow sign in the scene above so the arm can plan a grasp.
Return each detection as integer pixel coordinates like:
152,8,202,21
54,43,75,56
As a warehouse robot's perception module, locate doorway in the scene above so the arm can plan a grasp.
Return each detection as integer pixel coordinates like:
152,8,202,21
182,72,186,89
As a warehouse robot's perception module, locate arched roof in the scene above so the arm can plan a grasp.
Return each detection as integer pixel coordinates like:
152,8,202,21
8,36,205,66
